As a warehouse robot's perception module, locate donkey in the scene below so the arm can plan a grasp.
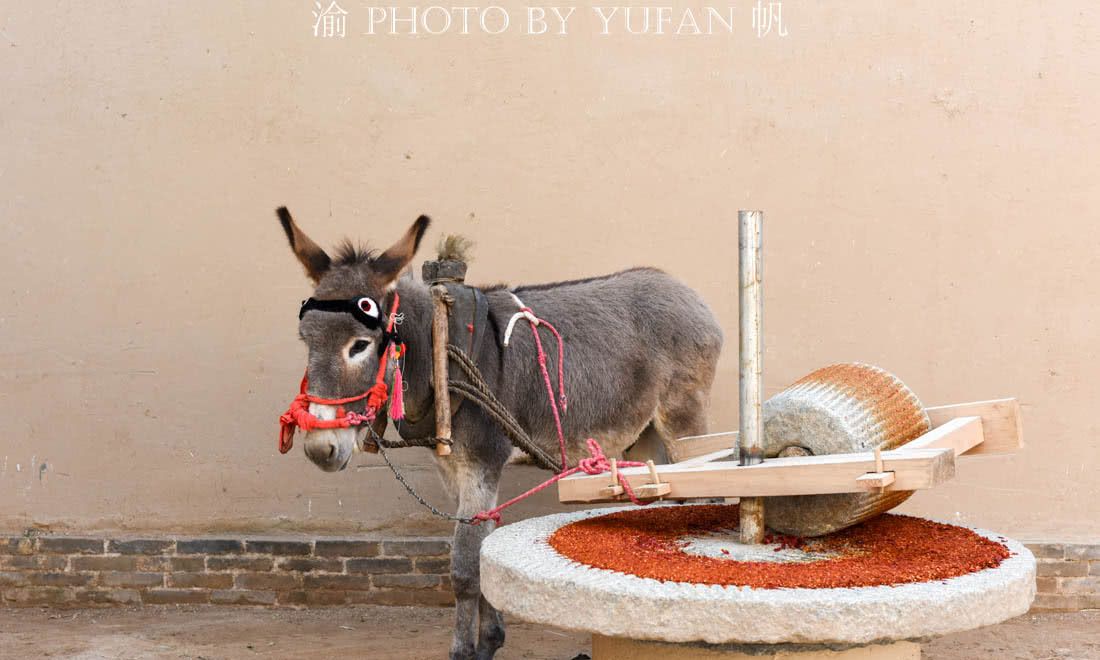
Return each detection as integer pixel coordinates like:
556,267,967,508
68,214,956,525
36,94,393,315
276,208,723,660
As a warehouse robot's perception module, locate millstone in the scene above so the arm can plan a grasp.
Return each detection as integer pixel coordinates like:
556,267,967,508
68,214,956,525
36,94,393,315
761,363,931,537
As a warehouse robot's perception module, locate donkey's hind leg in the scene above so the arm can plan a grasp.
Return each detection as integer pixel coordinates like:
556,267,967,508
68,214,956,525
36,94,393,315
652,369,714,462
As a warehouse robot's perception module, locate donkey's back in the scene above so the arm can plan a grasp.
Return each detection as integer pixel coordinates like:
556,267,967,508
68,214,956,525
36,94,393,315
487,267,723,463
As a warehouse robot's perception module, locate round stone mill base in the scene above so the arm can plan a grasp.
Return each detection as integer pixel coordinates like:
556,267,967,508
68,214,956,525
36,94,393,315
592,636,918,660
480,505,1035,659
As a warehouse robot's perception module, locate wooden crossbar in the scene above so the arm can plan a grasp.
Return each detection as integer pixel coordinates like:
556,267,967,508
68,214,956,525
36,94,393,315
677,445,739,466
558,447,956,503
667,398,1019,465
924,398,1022,455
563,399,1018,504
668,431,738,463
900,416,984,456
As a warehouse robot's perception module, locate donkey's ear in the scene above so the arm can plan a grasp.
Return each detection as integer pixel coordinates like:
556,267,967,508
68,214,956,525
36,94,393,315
372,215,431,286
277,207,331,284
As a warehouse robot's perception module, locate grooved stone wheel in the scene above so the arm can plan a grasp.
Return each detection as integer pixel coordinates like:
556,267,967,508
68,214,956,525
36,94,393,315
761,363,932,537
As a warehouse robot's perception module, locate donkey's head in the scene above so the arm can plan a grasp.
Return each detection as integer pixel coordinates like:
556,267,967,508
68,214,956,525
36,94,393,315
277,207,430,471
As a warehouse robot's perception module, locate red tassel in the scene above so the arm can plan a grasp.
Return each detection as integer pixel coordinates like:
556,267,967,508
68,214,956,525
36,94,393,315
391,367,405,421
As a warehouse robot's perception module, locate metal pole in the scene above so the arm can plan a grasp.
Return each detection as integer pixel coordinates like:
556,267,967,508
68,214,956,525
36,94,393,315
738,210,765,544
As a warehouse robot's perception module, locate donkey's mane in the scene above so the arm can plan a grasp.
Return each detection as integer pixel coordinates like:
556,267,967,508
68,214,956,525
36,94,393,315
332,240,380,267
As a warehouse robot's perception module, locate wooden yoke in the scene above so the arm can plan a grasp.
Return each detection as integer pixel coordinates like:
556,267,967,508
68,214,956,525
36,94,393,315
424,257,469,458
430,284,454,456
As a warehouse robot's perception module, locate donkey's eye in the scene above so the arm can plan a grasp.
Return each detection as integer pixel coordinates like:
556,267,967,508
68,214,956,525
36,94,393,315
348,339,371,358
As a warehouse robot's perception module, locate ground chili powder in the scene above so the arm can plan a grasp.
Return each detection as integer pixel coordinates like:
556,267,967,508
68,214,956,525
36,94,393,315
548,505,1011,589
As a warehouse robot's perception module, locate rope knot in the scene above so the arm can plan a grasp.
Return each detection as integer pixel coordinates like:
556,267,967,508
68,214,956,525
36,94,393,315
472,510,502,525
578,439,610,475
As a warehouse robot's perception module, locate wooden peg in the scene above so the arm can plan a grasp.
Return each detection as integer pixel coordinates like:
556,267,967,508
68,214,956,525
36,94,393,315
599,458,625,498
635,459,672,499
857,471,896,492
859,446,894,493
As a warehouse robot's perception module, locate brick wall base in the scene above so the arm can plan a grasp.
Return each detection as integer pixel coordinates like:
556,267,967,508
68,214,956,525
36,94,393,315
2,533,1097,611
1027,541,1100,612
0,534,454,608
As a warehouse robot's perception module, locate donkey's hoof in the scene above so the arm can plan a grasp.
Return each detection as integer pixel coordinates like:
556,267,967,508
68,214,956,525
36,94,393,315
449,645,476,660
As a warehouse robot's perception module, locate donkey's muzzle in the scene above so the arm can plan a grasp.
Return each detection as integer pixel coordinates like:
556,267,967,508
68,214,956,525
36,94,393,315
303,428,356,471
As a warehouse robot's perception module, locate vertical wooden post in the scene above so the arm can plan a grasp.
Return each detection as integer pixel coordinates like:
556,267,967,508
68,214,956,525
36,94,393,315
738,210,765,544
430,285,453,456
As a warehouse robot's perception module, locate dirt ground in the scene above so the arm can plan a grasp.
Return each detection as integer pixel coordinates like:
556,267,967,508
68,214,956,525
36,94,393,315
0,606,1096,660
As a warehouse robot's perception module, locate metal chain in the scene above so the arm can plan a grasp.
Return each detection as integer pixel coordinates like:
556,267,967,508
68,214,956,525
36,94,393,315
361,343,561,525
365,423,476,525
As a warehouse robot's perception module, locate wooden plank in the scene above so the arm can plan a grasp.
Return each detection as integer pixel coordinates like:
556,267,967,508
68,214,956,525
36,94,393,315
634,483,672,498
900,416,984,456
558,447,955,503
924,398,1022,456
671,399,1019,463
669,431,739,463
677,446,739,466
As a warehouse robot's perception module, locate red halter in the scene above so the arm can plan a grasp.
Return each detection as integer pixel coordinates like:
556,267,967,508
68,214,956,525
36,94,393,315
278,293,403,454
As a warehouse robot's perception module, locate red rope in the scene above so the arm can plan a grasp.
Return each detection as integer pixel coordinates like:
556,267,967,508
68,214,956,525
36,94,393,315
471,439,647,525
278,293,402,454
470,301,652,526
517,308,569,469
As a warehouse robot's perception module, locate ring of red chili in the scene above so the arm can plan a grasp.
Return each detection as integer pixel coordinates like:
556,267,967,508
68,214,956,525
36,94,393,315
548,505,1011,589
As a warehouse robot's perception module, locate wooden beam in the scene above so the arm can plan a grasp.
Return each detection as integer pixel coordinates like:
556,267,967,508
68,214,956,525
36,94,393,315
900,416,984,456
924,398,1022,456
677,446,739,466
558,447,955,503
668,431,739,463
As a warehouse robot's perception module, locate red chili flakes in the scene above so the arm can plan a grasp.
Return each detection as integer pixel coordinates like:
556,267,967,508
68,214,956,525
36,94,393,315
548,505,1010,589
762,532,804,551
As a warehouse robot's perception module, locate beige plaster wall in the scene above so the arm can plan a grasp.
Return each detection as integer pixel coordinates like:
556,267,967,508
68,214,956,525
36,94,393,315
1,1,1096,541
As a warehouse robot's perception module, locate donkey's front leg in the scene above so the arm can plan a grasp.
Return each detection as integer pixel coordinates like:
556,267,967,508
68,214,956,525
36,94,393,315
450,467,502,660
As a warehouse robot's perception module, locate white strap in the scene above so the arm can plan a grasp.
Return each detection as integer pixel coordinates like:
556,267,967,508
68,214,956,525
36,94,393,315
503,293,539,347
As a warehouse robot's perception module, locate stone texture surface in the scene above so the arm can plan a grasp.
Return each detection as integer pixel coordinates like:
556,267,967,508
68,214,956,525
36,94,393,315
681,533,838,563
480,506,1037,645
0,534,453,608
761,363,932,537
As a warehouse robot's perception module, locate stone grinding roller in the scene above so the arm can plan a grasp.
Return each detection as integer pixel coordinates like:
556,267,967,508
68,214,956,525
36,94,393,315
761,362,931,537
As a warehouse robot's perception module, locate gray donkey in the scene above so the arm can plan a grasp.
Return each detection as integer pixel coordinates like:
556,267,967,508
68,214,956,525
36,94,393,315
276,208,723,660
